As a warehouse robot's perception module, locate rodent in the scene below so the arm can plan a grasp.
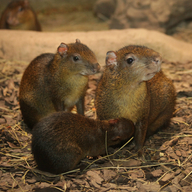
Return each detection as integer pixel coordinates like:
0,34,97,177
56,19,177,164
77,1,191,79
19,39,100,129
95,45,176,154
0,0,41,31
32,112,135,174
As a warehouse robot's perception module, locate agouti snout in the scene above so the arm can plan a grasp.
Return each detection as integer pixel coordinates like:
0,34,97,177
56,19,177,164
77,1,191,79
96,45,176,154
19,39,100,129
32,112,135,174
0,0,41,31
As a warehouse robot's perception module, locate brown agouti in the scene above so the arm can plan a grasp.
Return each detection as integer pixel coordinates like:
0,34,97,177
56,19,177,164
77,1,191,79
0,0,41,31
19,39,100,129
95,45,176,154
31,112,135,174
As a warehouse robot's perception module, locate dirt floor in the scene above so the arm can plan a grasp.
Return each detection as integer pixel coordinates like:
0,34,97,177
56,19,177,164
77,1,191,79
0,55,192,192
0,2,192,192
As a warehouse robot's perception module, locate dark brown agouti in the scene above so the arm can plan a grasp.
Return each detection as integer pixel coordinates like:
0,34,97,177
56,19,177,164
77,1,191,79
32,112,135,174
95,45,176,154
0,0,41,31
19,39,100,129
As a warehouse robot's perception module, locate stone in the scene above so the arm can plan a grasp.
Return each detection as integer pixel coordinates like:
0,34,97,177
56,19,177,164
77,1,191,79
107,0,192,33
1,29,192,66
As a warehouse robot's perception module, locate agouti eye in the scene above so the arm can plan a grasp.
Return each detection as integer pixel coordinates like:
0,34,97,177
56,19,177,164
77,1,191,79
73,56,79,62
126,58,134,64
18,6,24,12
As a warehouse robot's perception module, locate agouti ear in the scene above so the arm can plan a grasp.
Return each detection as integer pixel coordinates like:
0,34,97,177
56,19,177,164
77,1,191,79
57,43,68,56
23,0,30,7
76,39,81,43
106,51,117,67
111,136,121,141
108,119,119,125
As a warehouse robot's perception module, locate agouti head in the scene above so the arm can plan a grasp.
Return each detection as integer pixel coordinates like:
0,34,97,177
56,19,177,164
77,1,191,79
106,45,162,82
52,39,100,76
106,118,135,146
4,0,38,30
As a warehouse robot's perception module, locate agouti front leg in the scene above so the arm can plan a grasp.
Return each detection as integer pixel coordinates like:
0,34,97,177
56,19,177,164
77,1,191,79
76,96,85,115
53,100,65,111
134,119,148,156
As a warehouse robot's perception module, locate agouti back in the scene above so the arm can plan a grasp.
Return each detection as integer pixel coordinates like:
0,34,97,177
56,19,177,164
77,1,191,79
19,39,100,129
95,45,176,153
32,112,135,174
0,0,41,31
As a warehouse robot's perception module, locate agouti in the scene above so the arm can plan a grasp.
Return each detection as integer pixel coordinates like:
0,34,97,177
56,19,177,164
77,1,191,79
95,45,176,153
19,39,100,129
32,112,135,174
0,0,41,31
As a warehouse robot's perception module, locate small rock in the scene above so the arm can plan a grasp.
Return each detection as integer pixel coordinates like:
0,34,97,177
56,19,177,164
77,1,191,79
102,169,116,181
175,150,182,156
86,170,103,184
172,173,185,185
161,173,175,182
151,169,163,177
123,159,142,167
166,147,179,160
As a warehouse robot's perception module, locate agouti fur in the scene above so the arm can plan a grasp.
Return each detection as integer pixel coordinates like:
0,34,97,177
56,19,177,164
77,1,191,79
95,45,176,153
0,0,41,31
19,39,100,129
32,112,135,174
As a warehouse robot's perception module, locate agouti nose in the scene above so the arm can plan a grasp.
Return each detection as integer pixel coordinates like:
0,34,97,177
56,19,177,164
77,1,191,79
153,57,162,65
92,63,100,73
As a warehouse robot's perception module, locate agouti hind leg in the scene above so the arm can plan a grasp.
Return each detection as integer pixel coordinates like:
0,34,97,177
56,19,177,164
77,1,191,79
54,146,83,174
20,101,42,129
147,110,173,137
134,120,148,155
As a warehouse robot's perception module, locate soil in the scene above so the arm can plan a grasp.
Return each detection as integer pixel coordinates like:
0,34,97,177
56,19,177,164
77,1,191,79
0,1,192,192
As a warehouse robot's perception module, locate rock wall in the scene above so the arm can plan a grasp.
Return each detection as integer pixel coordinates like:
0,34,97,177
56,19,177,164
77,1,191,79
94,0,192,33
93,0,116,20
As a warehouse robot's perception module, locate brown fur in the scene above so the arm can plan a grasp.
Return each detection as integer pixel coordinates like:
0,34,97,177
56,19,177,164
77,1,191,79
95,45,176,153
0,0,41,31
32,112,135,174
19,40,100,129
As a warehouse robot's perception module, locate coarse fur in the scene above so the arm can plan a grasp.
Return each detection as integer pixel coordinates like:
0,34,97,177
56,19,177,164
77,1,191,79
19,40,100,129
32,112,135,174
0,0,41,31
95,45,176,153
